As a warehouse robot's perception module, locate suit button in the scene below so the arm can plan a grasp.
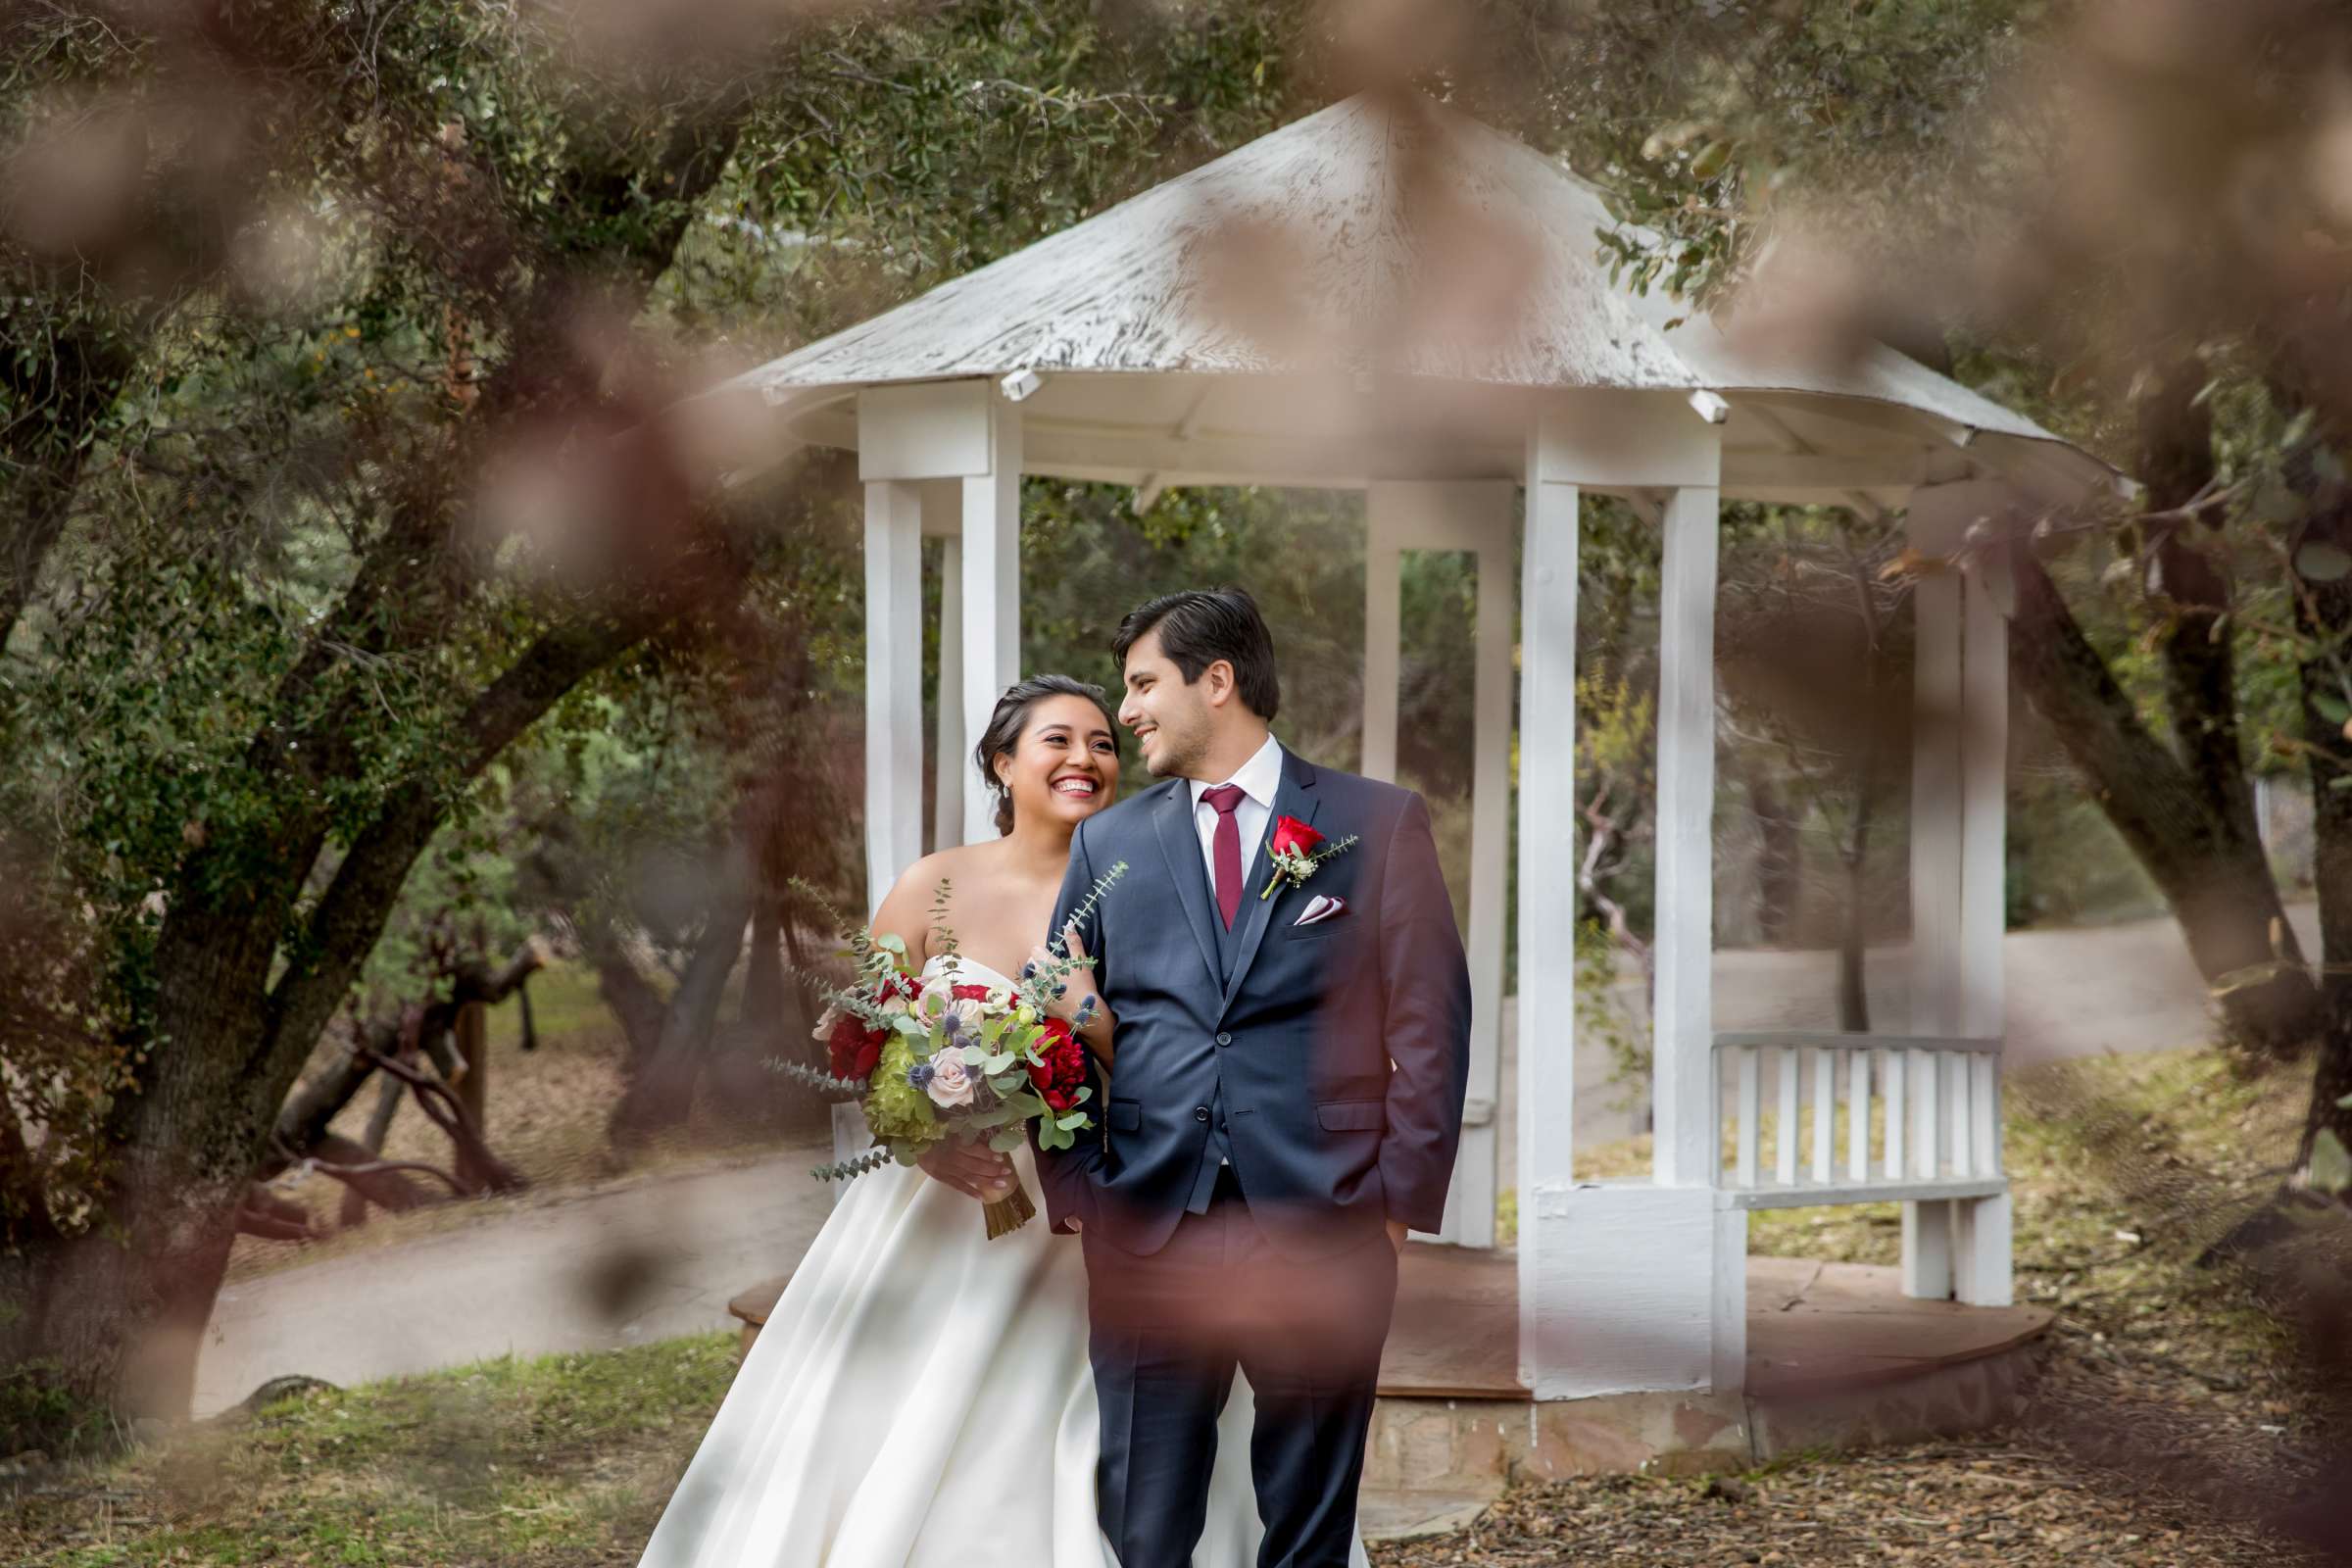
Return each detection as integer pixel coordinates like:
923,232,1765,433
1215,1032,1232,1047
1194,1105,1211,1123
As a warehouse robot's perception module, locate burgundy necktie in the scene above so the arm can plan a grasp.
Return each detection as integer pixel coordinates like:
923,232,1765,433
1202,784,1246,930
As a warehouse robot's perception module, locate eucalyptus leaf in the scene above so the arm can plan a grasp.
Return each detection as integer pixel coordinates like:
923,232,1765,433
2296,540,2352,583
2311,1129,2352,1196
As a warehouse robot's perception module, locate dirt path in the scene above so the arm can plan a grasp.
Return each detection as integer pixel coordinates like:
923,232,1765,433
194,1141,835,1420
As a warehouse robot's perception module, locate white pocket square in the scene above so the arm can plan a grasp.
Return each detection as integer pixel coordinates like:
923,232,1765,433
1292,894,1348,927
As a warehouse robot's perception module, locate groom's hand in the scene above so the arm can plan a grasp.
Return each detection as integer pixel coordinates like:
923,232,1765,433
1386,1220,1408,1255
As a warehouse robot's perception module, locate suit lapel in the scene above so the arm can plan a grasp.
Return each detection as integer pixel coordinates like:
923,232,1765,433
1218,748,1321,1017
1152,782,1224,994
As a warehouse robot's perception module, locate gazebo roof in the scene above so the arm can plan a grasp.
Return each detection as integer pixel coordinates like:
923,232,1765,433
731,94,2118,509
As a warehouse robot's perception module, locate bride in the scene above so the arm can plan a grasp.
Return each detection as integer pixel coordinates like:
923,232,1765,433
635,674,1371,1567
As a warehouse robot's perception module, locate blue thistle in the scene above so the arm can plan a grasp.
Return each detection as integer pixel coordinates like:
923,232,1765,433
907,1060,936,1090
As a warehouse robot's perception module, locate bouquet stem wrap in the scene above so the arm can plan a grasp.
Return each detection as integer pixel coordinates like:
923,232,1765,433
983,1180,1037,1240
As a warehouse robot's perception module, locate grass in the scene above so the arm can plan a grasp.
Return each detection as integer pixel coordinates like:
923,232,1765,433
3,1337,742,1566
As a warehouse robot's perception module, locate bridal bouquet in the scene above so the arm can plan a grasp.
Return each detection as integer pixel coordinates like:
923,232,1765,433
774,864,1125,1239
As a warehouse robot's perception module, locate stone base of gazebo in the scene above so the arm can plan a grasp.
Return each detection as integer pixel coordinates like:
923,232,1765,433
1361,1248,2049,1522
725,1245,2050,1536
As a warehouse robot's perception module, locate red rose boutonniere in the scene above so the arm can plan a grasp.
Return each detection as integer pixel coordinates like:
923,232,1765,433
1259,814,1359,900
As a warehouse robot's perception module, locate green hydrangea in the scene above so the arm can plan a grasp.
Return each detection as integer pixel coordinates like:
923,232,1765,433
865,1031,946,1148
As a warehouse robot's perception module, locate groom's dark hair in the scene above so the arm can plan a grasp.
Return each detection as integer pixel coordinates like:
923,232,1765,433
1113,586,1281,721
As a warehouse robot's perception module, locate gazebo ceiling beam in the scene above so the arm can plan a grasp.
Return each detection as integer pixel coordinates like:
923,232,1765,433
1739,400,1897,521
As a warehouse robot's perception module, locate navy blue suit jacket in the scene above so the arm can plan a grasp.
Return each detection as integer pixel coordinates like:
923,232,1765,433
1036,746,1472,1260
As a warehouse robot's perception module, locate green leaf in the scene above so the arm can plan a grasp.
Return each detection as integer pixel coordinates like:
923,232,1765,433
2317,694,2352,727
2311,1129,2352,1196
989,1128,1027,1152
1056,1112,1091,1131
875,933,907,956
2296,540,2352,583
1690,139,1734,180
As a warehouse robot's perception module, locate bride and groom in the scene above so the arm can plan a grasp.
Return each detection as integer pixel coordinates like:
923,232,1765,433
637,586,1473,1567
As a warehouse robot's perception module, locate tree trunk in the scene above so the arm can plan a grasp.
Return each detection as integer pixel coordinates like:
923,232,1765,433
1741,762,1801,945
2006,538,2321,1053
744,894,788,1036
2294,489,2352,1170
610,848,757,1144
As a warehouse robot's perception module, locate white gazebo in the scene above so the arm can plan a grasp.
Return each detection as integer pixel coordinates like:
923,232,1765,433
727,94,2119,1400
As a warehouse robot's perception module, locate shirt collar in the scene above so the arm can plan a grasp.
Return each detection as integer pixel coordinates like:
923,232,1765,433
1190,732,1285,812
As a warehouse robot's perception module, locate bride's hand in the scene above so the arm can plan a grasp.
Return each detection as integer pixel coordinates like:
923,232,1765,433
1026,923,1099,1025
917,1143,1014,1203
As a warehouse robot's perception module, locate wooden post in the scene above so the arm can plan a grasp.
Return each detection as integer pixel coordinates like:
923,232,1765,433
1366,481,1510,1249
1517,431,1583,1396
1903,526,1961,1298
927,482,966,854
960,396,1022,847
1951,482,2018,1305
861,479,924,909
1650,481,1722,1193
1362,497,1400,782
1460,488,1512,1250
1520,391,1736,1397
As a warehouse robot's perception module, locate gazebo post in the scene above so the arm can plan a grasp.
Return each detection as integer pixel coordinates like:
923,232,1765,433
861,475,924,909
1516,424,1583,1398
1904,479,2017,1306
1650,478,1723,1195
857,380,1024,873
926,483,965,853
1955,507,2013,1308
1519,395,1743,1397
1362,481,1511,1249
958,395,1023,847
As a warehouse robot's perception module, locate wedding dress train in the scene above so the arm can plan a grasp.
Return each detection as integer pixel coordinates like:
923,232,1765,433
635,954,1373,1567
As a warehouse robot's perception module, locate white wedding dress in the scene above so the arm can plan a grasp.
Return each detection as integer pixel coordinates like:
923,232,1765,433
636,955,1372,1568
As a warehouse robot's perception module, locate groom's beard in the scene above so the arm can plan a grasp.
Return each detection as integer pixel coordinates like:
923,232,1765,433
1141,726,1207,780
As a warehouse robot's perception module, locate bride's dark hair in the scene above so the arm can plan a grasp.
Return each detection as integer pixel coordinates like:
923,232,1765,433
974,674,1118,836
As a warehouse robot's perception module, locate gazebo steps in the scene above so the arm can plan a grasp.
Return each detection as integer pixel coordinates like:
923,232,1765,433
1361,1247,2051,1501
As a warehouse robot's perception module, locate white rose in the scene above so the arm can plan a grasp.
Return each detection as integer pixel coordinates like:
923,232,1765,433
944,998,984,1035
926,1050,975,1108
920,973,956,1015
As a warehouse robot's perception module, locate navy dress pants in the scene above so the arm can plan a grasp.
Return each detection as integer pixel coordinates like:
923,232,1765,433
1084,1169,1399,1568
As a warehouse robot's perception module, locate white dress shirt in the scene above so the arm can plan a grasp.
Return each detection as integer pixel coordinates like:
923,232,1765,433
1188,732,1285,900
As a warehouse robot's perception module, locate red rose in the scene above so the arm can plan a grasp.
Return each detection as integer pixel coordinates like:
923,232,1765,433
1026,1016,1089,1114
1270,814,1325,858
825,1011,886,1083
951,983,995,1003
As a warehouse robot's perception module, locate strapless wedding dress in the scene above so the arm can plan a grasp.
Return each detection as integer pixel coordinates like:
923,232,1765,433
635,954,1371,1567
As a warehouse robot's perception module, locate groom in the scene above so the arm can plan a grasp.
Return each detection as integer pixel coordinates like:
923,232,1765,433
1037,586,1472,1568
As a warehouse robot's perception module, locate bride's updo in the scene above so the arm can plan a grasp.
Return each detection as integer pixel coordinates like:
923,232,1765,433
974,674,1118,835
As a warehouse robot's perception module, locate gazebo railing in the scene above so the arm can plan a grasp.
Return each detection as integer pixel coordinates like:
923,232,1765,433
1710,1031,2004,1210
